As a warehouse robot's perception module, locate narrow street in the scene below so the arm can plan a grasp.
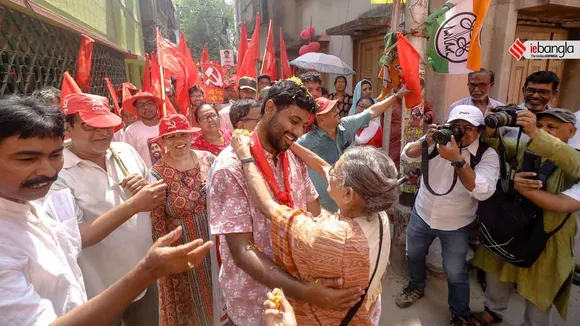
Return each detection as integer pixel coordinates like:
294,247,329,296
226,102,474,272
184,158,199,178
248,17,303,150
380,245,580,326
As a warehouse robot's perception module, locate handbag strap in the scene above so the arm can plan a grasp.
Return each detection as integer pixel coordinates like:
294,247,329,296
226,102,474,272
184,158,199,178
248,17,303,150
339,214,385,326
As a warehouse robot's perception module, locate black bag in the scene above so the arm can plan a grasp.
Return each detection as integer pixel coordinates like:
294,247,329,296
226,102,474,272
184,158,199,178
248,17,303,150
477,144,572,268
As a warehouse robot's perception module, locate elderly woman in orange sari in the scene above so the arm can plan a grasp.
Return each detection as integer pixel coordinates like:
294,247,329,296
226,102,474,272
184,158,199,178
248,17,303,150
231,132,398,326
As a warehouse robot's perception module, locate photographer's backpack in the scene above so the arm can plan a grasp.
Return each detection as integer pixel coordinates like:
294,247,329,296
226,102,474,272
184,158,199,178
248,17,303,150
476,131,572,268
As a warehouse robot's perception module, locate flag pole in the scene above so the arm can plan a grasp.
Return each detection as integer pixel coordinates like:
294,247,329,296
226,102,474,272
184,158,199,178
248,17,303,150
156,27,168,117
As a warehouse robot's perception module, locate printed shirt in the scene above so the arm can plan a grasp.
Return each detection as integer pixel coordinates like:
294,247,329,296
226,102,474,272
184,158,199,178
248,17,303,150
329,92,354,118
209,146,318,326
401,136,500,230
0,197,86,326
48,142,153,300
191,129,233,157
218,104,234,132
297,110,371,212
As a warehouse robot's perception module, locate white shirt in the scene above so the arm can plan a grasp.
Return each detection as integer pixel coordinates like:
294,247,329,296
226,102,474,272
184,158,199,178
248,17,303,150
113,129,125,143
563,182,580,202
401,137,500,230
48,142,153,300
569,111,580,150
218,104,234,132
448,96,505,114
123,120,160,168
0,196,86,326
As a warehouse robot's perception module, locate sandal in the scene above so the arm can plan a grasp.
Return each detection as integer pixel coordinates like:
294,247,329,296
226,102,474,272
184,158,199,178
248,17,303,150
473,308,502,326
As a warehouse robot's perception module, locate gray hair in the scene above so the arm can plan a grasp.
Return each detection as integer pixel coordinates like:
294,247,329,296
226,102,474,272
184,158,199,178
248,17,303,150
338,146,399,214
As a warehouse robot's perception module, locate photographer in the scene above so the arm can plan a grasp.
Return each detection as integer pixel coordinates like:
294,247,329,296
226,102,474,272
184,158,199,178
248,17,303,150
473,108,580,326
485,71,559,143
396,105,499,326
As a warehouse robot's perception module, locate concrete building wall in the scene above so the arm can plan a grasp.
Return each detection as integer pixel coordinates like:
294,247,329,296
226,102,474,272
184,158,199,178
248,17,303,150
1,0,145,56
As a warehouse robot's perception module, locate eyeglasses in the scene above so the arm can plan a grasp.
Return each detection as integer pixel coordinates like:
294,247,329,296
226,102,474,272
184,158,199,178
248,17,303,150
356,104,371,110
198,113,219,123
524,87,552,96
467,82,490,89
135,101,157,109
191,95,204,100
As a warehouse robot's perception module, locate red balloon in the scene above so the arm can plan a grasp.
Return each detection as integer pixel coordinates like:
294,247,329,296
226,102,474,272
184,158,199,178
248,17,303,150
308,42,321,52
300,29,311,40
309,27,316,36
299,45,309,56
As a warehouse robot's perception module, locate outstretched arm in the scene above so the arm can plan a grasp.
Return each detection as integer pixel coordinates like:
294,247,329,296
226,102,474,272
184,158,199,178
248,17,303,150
367,86,411,121
289,142,330,183
52,227,212,326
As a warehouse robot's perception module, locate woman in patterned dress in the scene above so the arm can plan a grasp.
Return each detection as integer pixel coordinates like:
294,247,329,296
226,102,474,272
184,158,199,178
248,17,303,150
150,114,216,326
191,103,233,156
232,132,399,326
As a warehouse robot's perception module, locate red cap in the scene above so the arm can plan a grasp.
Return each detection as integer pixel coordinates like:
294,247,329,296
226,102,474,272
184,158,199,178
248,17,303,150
62,93,122,128
122,91,164,116
150,114,200,142
314,97,338,115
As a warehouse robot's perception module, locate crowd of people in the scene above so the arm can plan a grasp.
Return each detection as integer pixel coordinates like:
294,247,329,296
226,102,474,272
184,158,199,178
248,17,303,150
0,67,579,326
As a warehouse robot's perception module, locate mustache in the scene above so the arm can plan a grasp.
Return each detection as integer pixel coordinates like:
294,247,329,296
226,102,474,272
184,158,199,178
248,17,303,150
21,174,58,188
284,131,300,140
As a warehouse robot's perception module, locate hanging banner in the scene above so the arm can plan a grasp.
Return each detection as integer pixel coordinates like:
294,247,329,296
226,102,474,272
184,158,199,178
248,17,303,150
201,62,225,103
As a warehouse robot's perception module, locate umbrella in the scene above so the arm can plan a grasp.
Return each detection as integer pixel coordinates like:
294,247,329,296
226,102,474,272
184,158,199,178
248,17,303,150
290,52,356,75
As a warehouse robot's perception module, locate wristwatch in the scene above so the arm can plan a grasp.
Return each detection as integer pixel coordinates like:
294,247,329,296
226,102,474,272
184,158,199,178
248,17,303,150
240,157,256,165
451,159,467,169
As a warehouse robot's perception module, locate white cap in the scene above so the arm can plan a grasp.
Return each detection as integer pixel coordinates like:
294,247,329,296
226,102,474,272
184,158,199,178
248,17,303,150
447,105,484,126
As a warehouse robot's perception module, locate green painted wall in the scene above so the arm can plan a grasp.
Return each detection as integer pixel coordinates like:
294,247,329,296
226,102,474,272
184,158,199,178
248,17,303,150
3,0,145,56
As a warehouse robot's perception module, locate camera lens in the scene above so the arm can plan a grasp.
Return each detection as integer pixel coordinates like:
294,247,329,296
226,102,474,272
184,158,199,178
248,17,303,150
433,129,453,144
484,112,511,129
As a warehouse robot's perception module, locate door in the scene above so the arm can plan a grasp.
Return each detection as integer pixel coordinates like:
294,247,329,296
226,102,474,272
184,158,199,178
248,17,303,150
354,36,384,98
506,26,567,106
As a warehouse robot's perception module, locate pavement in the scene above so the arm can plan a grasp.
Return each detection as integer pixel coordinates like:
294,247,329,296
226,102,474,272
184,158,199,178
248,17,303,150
379,247,580,326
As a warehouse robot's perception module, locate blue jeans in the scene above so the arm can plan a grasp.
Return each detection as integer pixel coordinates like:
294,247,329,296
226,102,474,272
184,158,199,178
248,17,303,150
406,208,471,317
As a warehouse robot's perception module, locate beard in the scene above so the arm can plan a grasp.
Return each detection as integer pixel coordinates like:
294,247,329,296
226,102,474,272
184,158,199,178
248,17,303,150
266,113,299,153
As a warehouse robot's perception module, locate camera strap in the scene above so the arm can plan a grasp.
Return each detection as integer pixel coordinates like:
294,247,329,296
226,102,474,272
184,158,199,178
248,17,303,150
499,128,524,194
421,139,459,196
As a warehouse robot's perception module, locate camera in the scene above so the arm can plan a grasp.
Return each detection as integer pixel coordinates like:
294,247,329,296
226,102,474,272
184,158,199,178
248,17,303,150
484,105,522,129
433,124,464,144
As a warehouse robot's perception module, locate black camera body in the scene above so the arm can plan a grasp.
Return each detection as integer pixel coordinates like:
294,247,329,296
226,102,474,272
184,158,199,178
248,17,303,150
484,104,522,129
433,124,464,144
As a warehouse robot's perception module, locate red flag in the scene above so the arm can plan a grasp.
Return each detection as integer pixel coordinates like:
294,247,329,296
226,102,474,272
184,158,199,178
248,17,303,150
61,71,81,106
279,28,292,79
150,52,177,117
260,20,277,80
237,21,248,73
396,33,422,108
201,62,225,103
238,13,261,79
178,32,201,89
75,34,95,92
105,78,121,116
156,29,190,113
200,44,210,64
142,53,151,93
121,83,138,105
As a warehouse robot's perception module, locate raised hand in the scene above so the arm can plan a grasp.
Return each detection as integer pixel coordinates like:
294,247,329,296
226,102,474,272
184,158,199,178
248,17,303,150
127,180,167,213
140,226,214,278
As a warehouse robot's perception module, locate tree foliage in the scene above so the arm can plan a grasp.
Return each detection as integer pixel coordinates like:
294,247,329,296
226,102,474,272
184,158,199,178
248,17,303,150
174,0,236,61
